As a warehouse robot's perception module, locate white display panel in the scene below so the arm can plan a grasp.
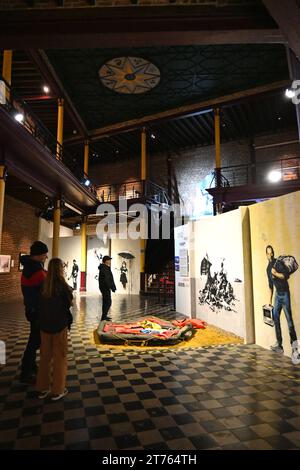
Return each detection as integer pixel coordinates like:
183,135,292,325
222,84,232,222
175,224,192,317
194,208,251,339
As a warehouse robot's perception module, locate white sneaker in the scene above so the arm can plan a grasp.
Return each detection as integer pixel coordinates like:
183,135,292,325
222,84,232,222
38,389,51,399
291,349,300,365
51,388,68,401
270,342,284,353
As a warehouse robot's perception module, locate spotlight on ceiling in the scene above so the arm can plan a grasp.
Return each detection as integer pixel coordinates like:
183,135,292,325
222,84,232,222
84,178,91,187
285,88,295,99
43,85,50,94
268,170,281,183
75,223,81,230
150,133,156,139
14,113,24,123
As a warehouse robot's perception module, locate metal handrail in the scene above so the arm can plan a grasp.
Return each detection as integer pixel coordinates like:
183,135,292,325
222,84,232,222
213,155,300,188
0,76,97,194
96,179,171,205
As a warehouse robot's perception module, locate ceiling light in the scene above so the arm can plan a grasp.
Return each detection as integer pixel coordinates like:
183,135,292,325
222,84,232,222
72,129,77,135
84,179,91,187
285,88,295,99
268,170,281,183
277,116,282,121
14,113,24,123
151,133,156,139
29,186,32,190
75,223,81,230
43,85,50,94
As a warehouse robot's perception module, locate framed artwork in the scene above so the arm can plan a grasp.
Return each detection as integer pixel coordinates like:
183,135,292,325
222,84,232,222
0,255,11,273
18,253,26,271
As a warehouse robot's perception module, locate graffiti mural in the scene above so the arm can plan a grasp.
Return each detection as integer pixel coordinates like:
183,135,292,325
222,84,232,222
198,255,240,313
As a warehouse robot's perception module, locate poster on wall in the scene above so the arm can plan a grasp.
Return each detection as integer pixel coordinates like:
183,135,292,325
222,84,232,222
0,255,11,273
179,248,189,277
250,191,300,363
174,223,193,316
18,253,26,271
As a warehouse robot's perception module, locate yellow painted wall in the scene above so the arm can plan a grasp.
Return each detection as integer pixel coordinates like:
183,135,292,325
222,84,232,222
249,191,300,357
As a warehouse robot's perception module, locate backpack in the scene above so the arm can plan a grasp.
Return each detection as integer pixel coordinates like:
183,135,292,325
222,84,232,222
274,255,298,275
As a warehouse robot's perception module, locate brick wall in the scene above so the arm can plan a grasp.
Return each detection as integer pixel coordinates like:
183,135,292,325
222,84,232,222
90,129,300,214
0,195,39,302
90,137,251,208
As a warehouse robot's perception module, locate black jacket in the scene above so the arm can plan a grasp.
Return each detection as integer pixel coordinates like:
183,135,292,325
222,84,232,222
267,258,290,294
21,255,47,316
38,285,73,334
98,263,116,292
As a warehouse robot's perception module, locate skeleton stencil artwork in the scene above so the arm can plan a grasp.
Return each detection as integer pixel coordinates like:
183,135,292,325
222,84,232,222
198,255,238,312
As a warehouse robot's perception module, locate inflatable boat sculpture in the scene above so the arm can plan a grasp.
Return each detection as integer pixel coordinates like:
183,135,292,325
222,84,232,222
97,316,205,346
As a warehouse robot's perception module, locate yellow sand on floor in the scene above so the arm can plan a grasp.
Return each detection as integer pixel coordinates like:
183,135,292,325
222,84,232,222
92,324,243,351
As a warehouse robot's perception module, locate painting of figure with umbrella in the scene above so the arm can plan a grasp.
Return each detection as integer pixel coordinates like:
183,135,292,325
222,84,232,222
117,251,135,293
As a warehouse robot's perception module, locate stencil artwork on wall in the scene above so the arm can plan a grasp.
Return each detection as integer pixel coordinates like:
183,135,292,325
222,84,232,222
198,254,241,313
93,249,103,282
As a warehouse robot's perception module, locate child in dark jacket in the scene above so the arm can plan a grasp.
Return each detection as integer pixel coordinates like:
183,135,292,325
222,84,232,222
36,258,73,401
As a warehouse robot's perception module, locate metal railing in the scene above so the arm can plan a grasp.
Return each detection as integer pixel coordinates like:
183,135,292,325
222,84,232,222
96,179,171,205
211,156,300,188
0,77,97,196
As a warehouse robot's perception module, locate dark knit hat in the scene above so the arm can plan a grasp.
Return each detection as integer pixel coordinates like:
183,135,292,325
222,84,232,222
30,241,48,256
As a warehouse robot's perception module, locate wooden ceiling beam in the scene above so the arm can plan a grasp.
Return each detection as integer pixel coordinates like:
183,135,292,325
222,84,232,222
0,5,282,49
65,80,289,146
26,49,88,139
263,0,300,60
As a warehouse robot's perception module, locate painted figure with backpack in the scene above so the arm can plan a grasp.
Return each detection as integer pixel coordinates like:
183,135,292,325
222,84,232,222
266,245,300,363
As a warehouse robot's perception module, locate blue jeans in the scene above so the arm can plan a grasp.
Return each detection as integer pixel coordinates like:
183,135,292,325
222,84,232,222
273,291,297,346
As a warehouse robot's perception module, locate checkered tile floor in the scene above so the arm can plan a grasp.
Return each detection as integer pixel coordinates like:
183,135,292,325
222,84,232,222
1,293,300,450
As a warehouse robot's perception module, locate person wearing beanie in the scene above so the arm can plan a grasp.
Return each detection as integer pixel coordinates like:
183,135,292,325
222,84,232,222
20,241,48,383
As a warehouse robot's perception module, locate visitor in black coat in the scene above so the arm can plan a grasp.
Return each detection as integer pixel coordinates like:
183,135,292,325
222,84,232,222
98,256,116,321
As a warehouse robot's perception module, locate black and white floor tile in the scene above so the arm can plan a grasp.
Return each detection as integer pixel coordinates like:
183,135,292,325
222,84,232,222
1,294,300,450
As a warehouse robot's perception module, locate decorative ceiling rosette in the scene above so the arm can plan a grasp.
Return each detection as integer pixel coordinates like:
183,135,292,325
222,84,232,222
99,57,161,94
